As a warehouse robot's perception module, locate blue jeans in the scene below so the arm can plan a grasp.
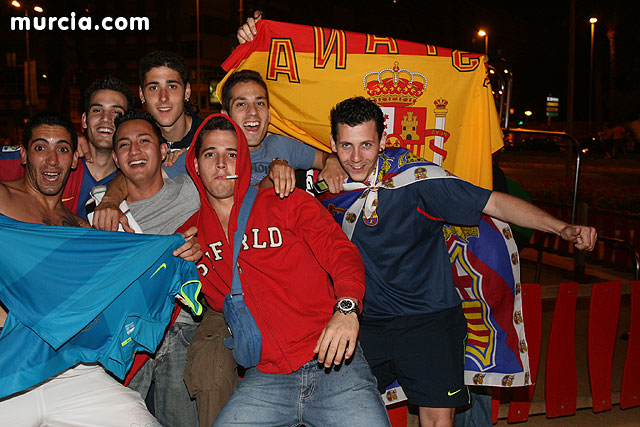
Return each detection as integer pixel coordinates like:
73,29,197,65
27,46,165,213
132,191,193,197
454,386,492,427
213,345,391,427
129,318,199,427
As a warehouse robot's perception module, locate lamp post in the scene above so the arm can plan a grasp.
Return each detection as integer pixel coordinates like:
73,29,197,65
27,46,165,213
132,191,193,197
478,29,488,57
588,17,597,129
11,1,43,114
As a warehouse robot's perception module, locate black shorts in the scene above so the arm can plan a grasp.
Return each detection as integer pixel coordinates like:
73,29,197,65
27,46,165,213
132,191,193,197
360,304,469,408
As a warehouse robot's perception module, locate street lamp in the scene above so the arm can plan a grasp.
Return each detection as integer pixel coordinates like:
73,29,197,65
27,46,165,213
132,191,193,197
11,1,44,62
478,29,488,57
11,1,44,114
589,17,597,129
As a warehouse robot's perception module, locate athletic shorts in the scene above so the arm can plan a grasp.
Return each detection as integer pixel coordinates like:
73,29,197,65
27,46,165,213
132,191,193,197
359,304,470,408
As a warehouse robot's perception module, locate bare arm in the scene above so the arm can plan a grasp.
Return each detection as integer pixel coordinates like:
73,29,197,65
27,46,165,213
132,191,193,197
483,191,597,251
92,172,133,232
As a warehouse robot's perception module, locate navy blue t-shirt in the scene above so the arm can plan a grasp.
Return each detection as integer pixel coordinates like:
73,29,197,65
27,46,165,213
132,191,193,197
353,177,491,319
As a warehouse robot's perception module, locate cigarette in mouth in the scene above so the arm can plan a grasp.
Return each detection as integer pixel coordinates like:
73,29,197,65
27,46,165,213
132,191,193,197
225,175,239,179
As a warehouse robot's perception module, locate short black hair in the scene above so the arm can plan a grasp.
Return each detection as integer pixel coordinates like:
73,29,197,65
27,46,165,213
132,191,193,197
139,51,190,86
194,116,237,157
23,112,78,151
83,76,135,114
220,70,269,112
330,97,385,142
113,111,163,149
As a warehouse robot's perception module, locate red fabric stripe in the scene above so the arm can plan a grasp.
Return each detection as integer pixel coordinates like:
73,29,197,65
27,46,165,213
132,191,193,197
416,206,443,221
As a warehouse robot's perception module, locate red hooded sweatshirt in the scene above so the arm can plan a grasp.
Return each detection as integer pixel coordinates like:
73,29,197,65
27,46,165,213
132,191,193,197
179,114,365,374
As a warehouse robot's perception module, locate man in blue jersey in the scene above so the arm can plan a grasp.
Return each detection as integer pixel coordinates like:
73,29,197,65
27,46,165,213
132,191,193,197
321,97,597,427
0,77,134,219
75,77,135,218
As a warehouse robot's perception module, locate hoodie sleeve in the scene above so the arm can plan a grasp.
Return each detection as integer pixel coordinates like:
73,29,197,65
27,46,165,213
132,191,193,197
286,191,365,302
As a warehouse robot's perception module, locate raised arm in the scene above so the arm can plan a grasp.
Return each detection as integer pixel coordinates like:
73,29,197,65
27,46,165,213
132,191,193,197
237,10,263,44
483,191,597,251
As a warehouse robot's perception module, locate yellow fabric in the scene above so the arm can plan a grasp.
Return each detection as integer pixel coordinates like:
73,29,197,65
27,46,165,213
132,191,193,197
218,20,503,189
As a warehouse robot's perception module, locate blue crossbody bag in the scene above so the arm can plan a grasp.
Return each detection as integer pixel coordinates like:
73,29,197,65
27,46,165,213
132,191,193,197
222,186,263,368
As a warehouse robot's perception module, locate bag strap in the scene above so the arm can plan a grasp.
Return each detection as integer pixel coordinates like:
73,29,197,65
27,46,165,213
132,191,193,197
230,186,258,297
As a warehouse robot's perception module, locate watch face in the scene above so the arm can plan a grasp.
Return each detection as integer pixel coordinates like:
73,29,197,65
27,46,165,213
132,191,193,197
313,179,329,194
339,299,355,311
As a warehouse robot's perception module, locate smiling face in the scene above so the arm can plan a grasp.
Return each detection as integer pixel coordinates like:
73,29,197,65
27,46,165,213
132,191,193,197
21,125,78,196
331,120,386,183
112,119,167,187
82,89,128,151
194,129,238,204
223,81,270,150
140,66,190,129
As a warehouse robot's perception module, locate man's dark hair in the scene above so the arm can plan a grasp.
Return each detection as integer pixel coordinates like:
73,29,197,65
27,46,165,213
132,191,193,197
23,112,78,152
194,116,237,157
220,70,269,112
330,97,385,142
139,51,190,86
113,111,163,149
83,76,135,114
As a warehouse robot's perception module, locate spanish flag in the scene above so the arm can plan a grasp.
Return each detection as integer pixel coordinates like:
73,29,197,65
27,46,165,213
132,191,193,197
219,20,530,389
218,19,503,189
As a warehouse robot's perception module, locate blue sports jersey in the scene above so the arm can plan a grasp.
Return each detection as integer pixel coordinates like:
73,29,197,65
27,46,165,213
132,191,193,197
320,148,491,319
0,214,202,398
75,158,118,220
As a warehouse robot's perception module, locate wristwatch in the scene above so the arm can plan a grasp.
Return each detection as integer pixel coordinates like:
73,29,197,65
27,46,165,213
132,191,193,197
333,298,361,316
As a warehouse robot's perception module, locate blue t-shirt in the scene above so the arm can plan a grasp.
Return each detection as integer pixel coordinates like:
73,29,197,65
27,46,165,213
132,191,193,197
248,134,316,185
76,158,118,220
0,214,202,398
351,177,491,319
162,112,204,178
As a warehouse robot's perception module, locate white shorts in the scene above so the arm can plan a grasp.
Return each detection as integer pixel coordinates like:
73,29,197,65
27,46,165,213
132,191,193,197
0,364,160,427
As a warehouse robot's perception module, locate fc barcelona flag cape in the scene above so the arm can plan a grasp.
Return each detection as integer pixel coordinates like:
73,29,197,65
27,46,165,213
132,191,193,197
0,214,202,398
218,19,502,189
319,149,530,388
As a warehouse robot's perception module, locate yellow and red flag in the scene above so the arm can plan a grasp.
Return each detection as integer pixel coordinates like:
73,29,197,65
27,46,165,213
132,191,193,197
218,19,503,189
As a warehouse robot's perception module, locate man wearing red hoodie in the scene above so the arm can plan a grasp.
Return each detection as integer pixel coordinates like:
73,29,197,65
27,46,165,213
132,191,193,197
179,114,390,426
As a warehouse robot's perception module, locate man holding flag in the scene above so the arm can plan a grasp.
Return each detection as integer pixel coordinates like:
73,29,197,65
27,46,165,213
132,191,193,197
320,96,597,427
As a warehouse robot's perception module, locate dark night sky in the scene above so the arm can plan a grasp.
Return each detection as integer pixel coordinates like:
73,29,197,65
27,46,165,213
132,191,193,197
250,0,640,124
3,0,639,125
